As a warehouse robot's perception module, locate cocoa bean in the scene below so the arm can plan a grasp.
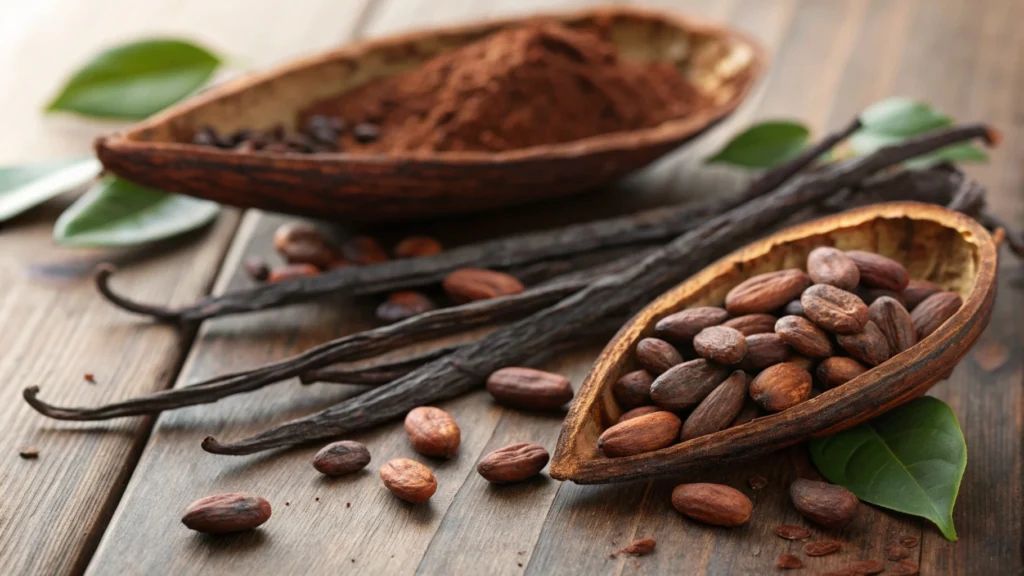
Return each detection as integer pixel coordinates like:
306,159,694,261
693,326,748,365
807,247,860,290
901,279,943,310
776,554,804,569
443,268,525,303
722,313,778,336
312,440,371,476
868,296,917,355
836,321,891,366
612,370,654,410
267,263,319,283
738,333,792,371
775,524,812,540
181,493,272,534
380,458,436,503
618,405,661,423
801,284,869,334
393,235,443,258
654,306,730,344
404,406,461,459
910,291,963,339
816,357,868,388
486,367,573,410
857,286,907,307
803,540,842,556
725,269,812,315
775,315,834,358
730,400,761,427
790,478,859,528
598,411,681,457
782,300,804,316
476,442,549,484
787,354,817,372
750,363,812,412
845,250,910,290
649,359,730,411
341,235,388,265
670,483,752,527
635,338,684,375
680,371,748,440
273,222,337,268
376,291,436,323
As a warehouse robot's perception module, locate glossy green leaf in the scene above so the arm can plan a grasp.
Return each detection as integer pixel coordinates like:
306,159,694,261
47,39,220,119
54,177,220,247
904,144,989,169
810,397,966,541
706,121,810,168
0,158,101,222
859,97,952,136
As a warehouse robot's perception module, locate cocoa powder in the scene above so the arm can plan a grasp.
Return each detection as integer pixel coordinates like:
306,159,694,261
300,22,703,153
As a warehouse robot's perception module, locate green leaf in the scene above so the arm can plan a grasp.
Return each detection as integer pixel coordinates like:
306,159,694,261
859,97,952,136
47,39,220,119
706,121,810,168
54,177,220,247
905,144,989,169
810,397,966,540
0,158,101,222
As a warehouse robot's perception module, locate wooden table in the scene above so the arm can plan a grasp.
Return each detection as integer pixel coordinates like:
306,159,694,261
1,0,1020,574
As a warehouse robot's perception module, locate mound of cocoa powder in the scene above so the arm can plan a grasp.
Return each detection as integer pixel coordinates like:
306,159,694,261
298,21,704,153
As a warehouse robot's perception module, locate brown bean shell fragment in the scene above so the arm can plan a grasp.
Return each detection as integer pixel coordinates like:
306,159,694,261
836,321,892,366
618,405,660,423
615,537,656,557
671,483,752,527
910,291,963,340
380,458,437,504
486,367,573,410
868,296,917,356
650,359,730,411
807,246,860,290
476,442,549,484
635,338,684,375
612,370,654,410
790,478,859,528
443,268,524,303
847,560,885,574
803,540,842,556
802,284,870,334
654,306,730,344
598,411,681,457
722,313,778,336
845,250,910,290
750,363,812,412
404,406,461,459
897,535,920,548
775,315,835,358
376,291,436,323
889,560,920,575
725,269,812,315
816,357,868,389
776,554,804,569
886,545,911,560
738,333,792,371
693,326,748,365
181,493,272,534
312,440,371,476
775,524,812,540
393,235,442,258
680,371,748,441
901,279,943,310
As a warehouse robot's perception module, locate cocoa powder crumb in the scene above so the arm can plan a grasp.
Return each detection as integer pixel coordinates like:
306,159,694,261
18,446,40,459
346,501,351,508
315,497,320,502
748,475,769,490
284,501,290,506
299,22,703,154
775,524,812,540
776,554,804,569
83,373,96,384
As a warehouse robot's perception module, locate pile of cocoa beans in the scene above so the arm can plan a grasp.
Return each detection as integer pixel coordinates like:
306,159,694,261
600,247,963,458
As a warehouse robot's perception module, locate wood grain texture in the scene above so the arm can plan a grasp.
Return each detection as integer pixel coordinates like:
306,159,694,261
5,0,1022,575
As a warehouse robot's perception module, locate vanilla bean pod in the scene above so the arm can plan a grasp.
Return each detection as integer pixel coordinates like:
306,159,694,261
96,121,865,323
198,123,997,455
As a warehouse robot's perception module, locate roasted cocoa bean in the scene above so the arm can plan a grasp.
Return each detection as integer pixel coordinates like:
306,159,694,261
670,483,752,527
790,478,859,528
273,222,337,268
910,291,963,339
775,315,834,358
612,370,654,410
750,363,812,412
380,458,437,503
836,321,891,366
722,313,779,336
738,333,792,371
376,291,437,323
649,359,730,411
693,326,748,365
312,440,371,476
680,371,748,440
267,263,320,283
393,235,443,258
340,235,388,265
635,337,684,375
654,306,730,344
816,357,868,388
476,442,549,483
802,284,869,334
598,411,681,457
443,268,525,303
901,279,943,310
181,493,272,533
868,296,917,355
618,405,661,423
807,246,860,290
486,367,573,410
404,406,461,458
725,269,812,315
845,250,910,290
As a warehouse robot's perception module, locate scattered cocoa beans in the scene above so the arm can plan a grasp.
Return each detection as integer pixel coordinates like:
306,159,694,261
443,268,525,303
477,443,549,484
312,440,371,476
790,478,859,528
671,483,752,527
486,367,573,410
380,458,437,504
404,406,461,458
181,493,272,534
